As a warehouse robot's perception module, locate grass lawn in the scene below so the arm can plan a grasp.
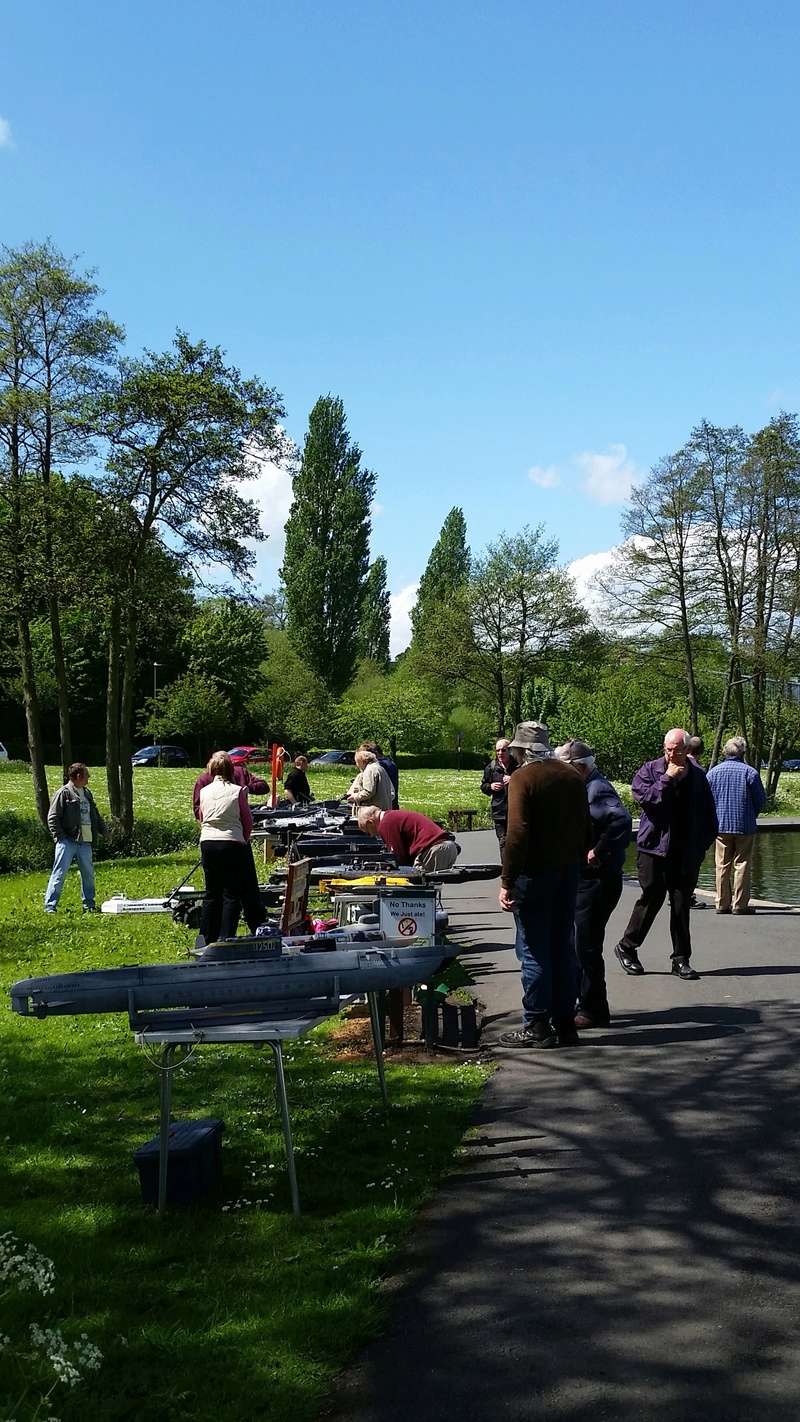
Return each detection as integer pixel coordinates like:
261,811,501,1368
0,853,490,1421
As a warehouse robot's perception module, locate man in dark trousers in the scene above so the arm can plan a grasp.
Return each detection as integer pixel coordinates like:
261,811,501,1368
614,728,717,981
555,739,632,1028
497,722,590,1049
480,737,517,851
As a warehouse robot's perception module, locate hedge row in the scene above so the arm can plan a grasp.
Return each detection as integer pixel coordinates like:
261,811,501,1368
0,812,199,876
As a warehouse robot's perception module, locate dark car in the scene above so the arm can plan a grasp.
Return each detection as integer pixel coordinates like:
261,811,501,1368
782,758,800,772
132,745,190,768
308,749,356,767
228,746,271,768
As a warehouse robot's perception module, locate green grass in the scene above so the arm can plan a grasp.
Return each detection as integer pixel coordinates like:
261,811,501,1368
0,854,490,1421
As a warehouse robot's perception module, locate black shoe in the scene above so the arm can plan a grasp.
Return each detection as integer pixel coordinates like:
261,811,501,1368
497,1022,557,1049
715,907,731,915
671,958,699,980
733,907,757,915
554,1018,581,1047
614,943,644,976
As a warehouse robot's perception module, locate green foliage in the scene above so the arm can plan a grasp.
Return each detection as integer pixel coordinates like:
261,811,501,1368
357,556,391,668
550,658,691,780
247,630,331,746
184,597,267,716
282,395,376,696
411,506,469,645
142,673,232,759
334,677,446,753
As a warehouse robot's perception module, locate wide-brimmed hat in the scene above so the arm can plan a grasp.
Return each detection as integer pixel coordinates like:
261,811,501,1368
554,738,595,763
508,721,551,753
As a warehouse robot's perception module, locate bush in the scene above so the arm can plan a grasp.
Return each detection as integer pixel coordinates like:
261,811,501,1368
0,811,199,876
395,751,485,770
334,680,446,754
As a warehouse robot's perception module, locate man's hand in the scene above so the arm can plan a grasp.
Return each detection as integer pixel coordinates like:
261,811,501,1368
587,848,598,865
665,761,687,779
499,886,516,912
502,774,511,785
490,780,503,791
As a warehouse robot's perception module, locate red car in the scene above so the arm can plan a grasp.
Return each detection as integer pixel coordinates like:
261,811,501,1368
228,745,271,767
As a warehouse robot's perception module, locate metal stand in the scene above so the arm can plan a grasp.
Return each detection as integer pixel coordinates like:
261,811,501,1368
158,1044,178,1217
269,1041,300,1216
367,992,389,1111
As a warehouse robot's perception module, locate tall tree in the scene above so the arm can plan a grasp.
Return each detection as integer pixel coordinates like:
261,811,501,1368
282,395,375,696
598,451,708,732
415,525,589,734
97,331,285,834
357,556,391,668
0,241,122,776
0,271,50,822
410,506,469,645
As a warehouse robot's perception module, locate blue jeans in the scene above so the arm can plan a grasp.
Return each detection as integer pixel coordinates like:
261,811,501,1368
513,866,580,1026
44,838,96,911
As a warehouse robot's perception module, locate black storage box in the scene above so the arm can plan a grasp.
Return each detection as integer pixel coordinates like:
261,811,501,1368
134,1118,224,1206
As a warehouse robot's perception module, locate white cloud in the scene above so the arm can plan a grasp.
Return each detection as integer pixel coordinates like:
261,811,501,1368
371,499,385,517
528,464,561,489
389,581,418,658
568,548,617,616
243,439,296,589
575,443,640,505
0,117,13,149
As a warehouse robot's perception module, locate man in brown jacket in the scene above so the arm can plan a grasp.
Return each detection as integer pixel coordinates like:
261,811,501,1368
498,722,590,1049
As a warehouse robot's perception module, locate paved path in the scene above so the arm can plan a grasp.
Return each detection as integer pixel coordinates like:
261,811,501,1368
332,831,800,1422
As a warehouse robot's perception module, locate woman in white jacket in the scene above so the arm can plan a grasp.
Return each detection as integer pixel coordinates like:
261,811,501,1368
346,747,394,811
198,751,265,943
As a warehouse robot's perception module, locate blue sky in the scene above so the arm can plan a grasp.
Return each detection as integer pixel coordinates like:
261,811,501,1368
2,1,800,648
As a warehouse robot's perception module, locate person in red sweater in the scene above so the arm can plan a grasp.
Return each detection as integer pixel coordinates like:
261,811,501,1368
356,806,459,870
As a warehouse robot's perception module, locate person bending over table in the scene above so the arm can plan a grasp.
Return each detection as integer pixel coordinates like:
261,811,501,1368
198,751,265,943
356,806,460,871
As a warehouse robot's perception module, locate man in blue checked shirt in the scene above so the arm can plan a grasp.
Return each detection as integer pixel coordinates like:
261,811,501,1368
706,737,767,915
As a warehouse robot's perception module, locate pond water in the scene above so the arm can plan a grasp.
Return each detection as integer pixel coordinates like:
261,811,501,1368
624,832,800,906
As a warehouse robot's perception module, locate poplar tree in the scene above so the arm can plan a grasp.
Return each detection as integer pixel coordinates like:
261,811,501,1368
282,395,376,696
410,506,469,645
357,556,391,668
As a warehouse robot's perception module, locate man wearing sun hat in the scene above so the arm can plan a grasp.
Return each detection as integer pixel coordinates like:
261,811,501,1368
497,721,591,1049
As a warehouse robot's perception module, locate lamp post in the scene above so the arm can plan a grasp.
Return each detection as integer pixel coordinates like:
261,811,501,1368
153,662,162,766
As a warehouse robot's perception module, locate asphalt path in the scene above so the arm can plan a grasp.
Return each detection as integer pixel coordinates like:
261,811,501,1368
331,830,800,1422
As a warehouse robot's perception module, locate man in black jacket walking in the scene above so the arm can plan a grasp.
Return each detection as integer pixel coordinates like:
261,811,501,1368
554,740,632,1027
480,738,517,851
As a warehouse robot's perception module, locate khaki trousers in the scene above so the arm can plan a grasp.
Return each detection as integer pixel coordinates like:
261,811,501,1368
715,834,755,912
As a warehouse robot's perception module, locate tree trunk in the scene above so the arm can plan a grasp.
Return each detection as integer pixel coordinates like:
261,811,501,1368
118,583,138,837
17,613,50,826
49,593,72,777
710,656,738,767
105,593,122,821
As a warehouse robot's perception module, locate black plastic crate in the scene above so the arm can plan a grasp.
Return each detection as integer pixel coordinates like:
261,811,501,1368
134,1118,224,1206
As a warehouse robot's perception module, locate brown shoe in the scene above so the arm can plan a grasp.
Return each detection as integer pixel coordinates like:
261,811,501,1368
733,906,757,915
574,1010,611,1029
715,907,731,915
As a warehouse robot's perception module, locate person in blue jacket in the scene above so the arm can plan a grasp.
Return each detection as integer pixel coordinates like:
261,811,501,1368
555,739,632,1027
614,728,717,981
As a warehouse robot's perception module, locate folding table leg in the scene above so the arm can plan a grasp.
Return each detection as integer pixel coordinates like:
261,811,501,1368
270,1042,300,1216
158,1044,177,1216
368,992,389,1110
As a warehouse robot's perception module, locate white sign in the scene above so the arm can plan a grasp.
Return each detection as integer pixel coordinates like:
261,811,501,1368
379,890,436,945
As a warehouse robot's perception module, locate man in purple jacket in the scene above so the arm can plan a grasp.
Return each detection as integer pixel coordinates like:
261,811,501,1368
614,728,717,981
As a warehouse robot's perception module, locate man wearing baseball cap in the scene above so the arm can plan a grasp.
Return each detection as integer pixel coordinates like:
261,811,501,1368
498,722,591,1049
554,738,632,1028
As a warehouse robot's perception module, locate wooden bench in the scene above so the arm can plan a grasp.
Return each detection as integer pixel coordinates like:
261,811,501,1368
447,808,479,832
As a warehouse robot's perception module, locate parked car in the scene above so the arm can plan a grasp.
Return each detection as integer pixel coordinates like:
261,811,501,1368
132,745,190,768
0,741,8,762
782,758,800,772
308,749,356,767
228,746,271,768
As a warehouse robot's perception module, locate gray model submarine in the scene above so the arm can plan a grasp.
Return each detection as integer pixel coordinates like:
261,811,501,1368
10,937,452,1022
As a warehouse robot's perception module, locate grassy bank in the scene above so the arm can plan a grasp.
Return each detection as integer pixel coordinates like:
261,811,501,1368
0,852,489,1421
2,763,800,876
